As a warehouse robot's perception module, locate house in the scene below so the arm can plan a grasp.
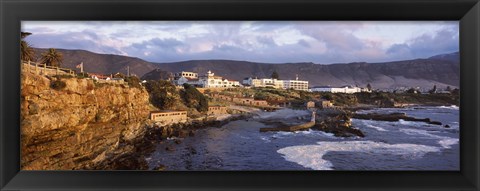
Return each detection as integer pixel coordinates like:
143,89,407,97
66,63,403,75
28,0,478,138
90,73,111,80
310,85,370,93
207,106,228,115
175,70,240,88
150,110,187,123
305,101,315,108
173,71,199,86
318,100,333,109
174,71,198,79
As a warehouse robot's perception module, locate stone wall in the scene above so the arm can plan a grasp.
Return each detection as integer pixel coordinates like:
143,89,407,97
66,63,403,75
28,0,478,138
20,71,152,170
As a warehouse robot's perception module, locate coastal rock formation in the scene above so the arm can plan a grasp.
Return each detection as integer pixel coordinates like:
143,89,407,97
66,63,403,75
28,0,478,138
352,112,442,125
20,71,151,170
313,112,365,137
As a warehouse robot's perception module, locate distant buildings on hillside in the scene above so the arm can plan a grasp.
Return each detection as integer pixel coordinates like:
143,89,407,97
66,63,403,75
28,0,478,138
173,70,240,88
242,76,309,91
309,85,371,94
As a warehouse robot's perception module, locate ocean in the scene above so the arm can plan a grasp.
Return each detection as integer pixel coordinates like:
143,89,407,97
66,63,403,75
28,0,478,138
146,106,459,171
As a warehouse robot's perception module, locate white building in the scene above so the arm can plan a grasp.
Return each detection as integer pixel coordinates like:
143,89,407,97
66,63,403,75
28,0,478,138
175,76,203,87
283,79,309,91
310,85,370,93
174,71,198,79
173,71,199,86
242,77,308,91
197,70,240,88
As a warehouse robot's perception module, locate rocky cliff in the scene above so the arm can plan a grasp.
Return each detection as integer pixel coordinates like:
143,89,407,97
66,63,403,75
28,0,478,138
20,71,152,170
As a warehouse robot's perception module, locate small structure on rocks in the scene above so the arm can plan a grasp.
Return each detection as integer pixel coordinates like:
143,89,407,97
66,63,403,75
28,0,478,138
150,110,187,123
207,106,228,115
305,101,315,109
319,100,333,109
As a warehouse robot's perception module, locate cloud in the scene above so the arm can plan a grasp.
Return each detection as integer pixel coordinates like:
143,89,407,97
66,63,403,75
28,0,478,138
386,27,459,60
22,21,459,64
26,29,125,55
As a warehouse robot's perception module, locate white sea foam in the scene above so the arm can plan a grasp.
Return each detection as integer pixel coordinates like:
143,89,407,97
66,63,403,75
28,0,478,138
277,141,440,170
365,124,388,131
399,128,459,149
260,136,271,143
438,139,459,149
438,105,459,110
398,119,425,127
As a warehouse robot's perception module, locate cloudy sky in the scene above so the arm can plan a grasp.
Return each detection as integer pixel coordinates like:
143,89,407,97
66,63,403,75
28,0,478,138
21,21,458,64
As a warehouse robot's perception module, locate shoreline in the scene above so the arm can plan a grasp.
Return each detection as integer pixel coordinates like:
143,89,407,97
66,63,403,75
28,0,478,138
92,103,458,170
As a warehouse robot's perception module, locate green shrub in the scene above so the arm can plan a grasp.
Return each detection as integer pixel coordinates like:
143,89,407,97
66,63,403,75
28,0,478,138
124,76,142,89
145,80,178,110
50,80,66,90
181,84,208,112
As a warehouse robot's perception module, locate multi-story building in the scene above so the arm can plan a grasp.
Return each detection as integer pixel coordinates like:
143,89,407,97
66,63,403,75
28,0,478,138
242,76,308,91
310,85,370,93
283,79,309,91
173,71,199,86
174,71,198,79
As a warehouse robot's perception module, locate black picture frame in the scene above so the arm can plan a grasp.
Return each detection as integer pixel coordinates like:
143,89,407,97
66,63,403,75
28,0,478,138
1,0,479,190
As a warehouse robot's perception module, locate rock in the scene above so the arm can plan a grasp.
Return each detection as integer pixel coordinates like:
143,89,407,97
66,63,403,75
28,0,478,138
444,125,450,128
429,121,442,125
188,130,195,137
166,146,175,151
177,130,190,138
174,139,182,144
312,113,365,138
353,112,439,126
20,71,151,170
153,164,166,171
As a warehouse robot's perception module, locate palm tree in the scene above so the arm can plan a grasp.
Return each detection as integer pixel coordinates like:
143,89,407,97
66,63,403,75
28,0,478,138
20,32,35,62
41,48,63,67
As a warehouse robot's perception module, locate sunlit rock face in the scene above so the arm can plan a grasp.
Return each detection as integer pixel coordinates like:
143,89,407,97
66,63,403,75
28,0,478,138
20,71,152,170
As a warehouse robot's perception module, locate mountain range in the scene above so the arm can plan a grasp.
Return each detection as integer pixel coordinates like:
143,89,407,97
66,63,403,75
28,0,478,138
33,48,459,90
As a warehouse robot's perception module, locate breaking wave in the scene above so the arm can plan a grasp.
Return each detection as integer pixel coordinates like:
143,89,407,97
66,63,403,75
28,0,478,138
277,141,440,170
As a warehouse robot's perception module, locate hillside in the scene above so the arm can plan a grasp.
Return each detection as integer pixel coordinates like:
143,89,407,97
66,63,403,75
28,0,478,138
33,48,459,89
155,57,459,89
33,48,158,77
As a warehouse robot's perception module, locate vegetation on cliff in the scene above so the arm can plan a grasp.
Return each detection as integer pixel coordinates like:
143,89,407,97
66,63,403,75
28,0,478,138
144,80,180,110
144,80,209,115
220,87,459,108
21,32,36,62
181,84,208,112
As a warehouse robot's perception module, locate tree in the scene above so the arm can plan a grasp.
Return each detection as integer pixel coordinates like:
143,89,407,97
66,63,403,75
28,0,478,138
406,88,417,94
322,93,333,101
124,76,142,89
20,32,35,62
366,83,372,91
181,84,208,112
271,71,279,79
429,85,437,94
445,86,452,92
451,88,460,95
41,48,63,67
145,80,178,110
